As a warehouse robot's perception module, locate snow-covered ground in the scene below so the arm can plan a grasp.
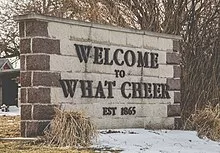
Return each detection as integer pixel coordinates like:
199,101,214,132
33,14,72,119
0,106,20,116
93,129,220,153
1,106,220,153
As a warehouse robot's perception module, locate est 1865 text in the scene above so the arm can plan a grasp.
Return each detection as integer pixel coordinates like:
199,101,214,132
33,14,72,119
103,107,136,116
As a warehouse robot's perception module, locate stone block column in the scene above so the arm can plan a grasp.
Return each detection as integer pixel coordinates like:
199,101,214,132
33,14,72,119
18,19,61,137
166,40,182,129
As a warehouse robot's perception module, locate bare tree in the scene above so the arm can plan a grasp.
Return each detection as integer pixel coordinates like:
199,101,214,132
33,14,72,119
0,1,20,58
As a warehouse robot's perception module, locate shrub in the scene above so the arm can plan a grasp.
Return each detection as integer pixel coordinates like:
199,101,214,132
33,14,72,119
187,104,220,141
44,109,97,147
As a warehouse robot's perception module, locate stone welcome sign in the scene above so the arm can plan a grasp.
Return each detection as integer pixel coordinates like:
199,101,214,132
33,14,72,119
15,14,181,137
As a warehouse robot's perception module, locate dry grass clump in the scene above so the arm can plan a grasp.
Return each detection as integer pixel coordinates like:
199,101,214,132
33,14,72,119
187,104,220,141
44,109,97,147
0,116,20,137
0,116,94,152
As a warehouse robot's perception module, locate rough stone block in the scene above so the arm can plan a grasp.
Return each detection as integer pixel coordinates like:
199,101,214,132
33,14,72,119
174,117,182,129
26,55,50,70
20,88,27,103
21,105,32,120
173,40,180,52
20,39,31,54
22,121,50,137
174,65,181,78
20,55,26,71
174,92,181,103
166,52,181,64
167,104,181,117
32,38,60,54
20,121,26,137
33,72,60,87
33,105,56,120
19,22,24,37
20,72,31,87
26,20,48,37
167,78,180,90
28,88,51,103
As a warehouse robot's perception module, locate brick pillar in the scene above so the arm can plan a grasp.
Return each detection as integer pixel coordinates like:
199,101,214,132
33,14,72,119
166,40,182,129
19,20,61,137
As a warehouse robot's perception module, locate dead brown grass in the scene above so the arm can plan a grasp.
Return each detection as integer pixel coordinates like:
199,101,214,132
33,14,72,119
185,104,220,141
0,141,94,153
0,116,20,138
0,116,95,153
44,109,97,147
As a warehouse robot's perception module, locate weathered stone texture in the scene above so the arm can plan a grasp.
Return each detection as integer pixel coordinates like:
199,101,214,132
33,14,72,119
174,92,181,103
167,78,180,90
21,105,32,120
28,88,51,103
166,53,181,64
167,104,181,117
20,39,31,54
33,72,60,87
173,40,180,52
174,65,181,78
174,117,182,129
32,38,60,54
26,20,48,37
26,55,50,70
20,88,27,103
33,105,56,120
19,22,25,37
20,72,31,87
20,55,26,71
21,121,50,137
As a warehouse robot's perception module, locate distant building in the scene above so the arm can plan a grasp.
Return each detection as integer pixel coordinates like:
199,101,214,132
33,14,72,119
0,58,20,106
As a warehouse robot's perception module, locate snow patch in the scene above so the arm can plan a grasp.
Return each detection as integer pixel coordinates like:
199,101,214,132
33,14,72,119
92,129,220,153
0,106,20,116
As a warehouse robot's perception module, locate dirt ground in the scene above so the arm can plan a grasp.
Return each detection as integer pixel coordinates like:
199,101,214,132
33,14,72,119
0,116,96,153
